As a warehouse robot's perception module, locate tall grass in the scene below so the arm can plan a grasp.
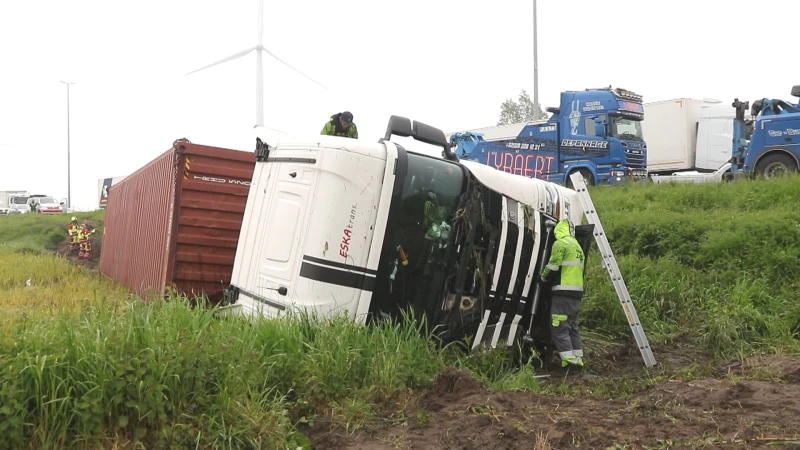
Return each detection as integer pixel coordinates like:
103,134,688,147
0,296,446,448
582,176,800,356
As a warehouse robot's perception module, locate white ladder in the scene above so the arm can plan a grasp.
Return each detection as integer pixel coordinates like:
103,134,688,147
568,172,657,368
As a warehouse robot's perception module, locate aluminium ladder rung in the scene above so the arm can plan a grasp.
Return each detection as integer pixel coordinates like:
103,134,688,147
568,172,657,368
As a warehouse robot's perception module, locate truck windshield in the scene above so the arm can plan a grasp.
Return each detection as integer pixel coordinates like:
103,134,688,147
371,152,466,323
11,197,29,204
611,117,644,141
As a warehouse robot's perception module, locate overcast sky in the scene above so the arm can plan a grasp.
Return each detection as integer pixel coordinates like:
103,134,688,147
1,0,797,211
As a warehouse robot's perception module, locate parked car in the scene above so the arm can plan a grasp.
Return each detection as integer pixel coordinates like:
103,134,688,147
28,197,64,214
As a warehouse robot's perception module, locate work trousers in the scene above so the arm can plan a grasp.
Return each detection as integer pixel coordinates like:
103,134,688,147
550,294,584,366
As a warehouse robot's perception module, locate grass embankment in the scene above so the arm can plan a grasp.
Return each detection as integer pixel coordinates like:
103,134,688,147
0,210,104,254
0,211,114,323
0,177,798,448
584,177,800,358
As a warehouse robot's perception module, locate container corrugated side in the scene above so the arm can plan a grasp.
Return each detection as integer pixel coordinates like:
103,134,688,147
169,143,256,298
99,148,178,298
99,140,256,300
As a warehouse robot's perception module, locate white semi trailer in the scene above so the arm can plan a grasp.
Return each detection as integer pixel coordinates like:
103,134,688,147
642,98,750,182
216,115,612,362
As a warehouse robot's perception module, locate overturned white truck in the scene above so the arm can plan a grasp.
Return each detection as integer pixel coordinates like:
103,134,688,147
219,116,600,362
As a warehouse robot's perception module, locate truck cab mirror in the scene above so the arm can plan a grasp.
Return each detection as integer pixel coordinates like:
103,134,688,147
382,115,458,162
791,85,800,98
383,115,413,140
593,118,605,137
413,121,448,149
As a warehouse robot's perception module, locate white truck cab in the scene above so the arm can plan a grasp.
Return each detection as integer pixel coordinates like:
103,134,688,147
222,116,595,354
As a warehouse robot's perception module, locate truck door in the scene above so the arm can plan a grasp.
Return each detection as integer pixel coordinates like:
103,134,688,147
230,152,320,317
559,114,610,174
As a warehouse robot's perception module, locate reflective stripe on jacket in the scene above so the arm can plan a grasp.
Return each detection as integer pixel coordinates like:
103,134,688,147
541,219,585,295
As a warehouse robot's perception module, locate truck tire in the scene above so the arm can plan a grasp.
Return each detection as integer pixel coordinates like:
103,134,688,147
566,169,593,188
755,153,798,179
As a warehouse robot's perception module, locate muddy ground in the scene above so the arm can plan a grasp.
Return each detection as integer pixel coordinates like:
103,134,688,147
57,240,101,270
303,349,800,450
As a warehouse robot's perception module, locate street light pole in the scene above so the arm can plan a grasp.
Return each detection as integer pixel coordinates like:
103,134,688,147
532,0,539,119
60,81,75,210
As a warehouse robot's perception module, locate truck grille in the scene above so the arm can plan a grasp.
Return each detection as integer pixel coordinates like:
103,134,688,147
625,149,645,168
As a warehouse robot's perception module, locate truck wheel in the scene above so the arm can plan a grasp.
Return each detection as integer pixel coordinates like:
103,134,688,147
566,169,593,188
756,153,797,179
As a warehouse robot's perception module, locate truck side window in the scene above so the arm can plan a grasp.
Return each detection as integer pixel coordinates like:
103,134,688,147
583,118,595,136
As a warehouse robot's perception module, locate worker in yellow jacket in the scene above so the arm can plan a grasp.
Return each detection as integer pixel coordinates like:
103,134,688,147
540,219,586,377
321,111,358,139
78,221,96,260
66,217,80,251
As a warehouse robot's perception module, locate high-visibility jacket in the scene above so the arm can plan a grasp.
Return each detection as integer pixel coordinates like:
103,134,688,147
67,223,80,243
541,220,585,297
321,114,358,139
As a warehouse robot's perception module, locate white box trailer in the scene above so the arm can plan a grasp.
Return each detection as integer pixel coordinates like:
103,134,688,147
0,190,28,215
641,98,740,176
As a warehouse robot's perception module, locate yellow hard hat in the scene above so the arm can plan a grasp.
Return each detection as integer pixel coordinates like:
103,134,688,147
71,216,77,221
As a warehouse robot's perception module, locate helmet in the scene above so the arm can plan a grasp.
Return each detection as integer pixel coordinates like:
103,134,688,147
71,216,77,222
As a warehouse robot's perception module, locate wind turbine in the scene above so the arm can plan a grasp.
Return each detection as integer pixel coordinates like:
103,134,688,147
185,0,326,128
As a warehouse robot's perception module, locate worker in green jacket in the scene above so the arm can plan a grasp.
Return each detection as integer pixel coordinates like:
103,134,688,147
321,111,358,139
540,219,586,376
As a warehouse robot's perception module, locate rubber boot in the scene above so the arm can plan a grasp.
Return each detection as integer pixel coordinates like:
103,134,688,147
551,363,583,378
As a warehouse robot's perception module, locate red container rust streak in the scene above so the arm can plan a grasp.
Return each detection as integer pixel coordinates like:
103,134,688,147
99,140,255,301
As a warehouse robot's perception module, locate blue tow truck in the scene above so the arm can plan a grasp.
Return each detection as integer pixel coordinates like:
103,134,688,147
447,86,649,187
728,85,800,179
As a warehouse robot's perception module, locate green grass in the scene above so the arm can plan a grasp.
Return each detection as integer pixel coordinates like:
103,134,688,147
0,176,799,448
582,176,800,357
0,211,104,254
0,298,447,449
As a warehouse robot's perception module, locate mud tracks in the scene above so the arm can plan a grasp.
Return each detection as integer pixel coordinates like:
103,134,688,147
306,360,800,449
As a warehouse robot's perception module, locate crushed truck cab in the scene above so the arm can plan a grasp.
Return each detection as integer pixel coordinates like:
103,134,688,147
222,116,593,354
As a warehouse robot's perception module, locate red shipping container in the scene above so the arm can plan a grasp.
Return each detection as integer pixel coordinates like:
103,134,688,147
99,139,256,301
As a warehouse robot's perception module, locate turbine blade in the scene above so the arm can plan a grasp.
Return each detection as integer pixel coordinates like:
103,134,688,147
262,47,328,90
185,45,257,76
257,0,264,44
